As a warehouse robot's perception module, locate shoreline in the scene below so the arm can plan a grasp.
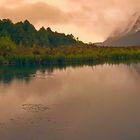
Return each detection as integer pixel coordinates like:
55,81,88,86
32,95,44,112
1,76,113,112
0,46,140,66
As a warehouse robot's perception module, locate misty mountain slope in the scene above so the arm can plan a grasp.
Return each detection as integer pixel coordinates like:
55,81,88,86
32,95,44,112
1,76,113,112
104,16,140,46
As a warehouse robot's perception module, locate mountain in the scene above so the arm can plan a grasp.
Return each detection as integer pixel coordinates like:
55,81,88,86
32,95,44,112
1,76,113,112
104,16,140,46
0,19,78,47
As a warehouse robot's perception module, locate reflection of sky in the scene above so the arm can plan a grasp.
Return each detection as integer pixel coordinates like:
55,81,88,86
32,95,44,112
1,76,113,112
0,63,140,140
131,63,140,74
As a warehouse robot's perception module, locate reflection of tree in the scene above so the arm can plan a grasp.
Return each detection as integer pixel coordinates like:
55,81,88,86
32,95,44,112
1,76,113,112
0,65,68,84
0,61,139,84
0,66,36,84
0,63,95,84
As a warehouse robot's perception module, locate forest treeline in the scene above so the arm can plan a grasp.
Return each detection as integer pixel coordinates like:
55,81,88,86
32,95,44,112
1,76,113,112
0,19,81,47
0,19,140,65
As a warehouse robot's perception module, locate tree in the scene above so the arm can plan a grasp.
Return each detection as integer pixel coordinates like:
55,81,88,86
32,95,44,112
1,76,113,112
0,19,78,48
0,37,17,57
37,27,50,47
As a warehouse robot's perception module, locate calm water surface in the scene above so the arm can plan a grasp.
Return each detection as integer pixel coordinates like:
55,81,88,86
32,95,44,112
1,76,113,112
0,63,140,140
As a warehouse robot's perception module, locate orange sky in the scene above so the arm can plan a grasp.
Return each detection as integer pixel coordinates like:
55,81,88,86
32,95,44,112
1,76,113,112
0,0,140,43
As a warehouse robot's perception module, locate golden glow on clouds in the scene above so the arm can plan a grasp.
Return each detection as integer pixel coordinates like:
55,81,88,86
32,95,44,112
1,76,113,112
37,0,69,10
0,0,140,42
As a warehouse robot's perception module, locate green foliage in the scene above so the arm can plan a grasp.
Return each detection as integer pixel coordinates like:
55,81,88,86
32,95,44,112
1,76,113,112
0,19,140,65
0,36,16,57
0,19,77,47
0,45,139,65
12,20,37,46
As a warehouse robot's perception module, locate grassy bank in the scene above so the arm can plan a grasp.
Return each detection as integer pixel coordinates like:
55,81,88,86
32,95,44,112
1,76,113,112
0,45,140,65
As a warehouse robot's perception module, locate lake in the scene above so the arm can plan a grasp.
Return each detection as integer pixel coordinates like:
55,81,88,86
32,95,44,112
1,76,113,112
0,63,140,140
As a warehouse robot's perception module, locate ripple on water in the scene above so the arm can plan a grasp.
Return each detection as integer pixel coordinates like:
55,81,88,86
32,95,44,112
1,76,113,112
21,104,50,113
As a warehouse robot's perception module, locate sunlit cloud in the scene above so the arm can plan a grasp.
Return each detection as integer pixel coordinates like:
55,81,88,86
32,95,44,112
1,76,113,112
0,0,140,42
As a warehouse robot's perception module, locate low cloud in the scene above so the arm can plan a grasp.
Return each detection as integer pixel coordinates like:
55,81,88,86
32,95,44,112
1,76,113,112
0,2,70,25
0,0,140,42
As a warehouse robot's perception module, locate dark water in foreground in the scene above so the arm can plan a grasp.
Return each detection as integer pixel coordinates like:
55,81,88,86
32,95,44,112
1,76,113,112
0,63,140,140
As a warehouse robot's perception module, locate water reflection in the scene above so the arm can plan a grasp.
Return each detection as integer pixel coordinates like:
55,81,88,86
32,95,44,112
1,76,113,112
0,62,140,84
0,63,140,140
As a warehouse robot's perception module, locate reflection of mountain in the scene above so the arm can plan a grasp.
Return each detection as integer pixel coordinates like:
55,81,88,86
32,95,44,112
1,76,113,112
104,16,140,46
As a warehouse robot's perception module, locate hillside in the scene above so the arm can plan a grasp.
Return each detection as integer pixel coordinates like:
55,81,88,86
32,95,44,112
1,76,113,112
0,19,79,47
104,16,140,46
